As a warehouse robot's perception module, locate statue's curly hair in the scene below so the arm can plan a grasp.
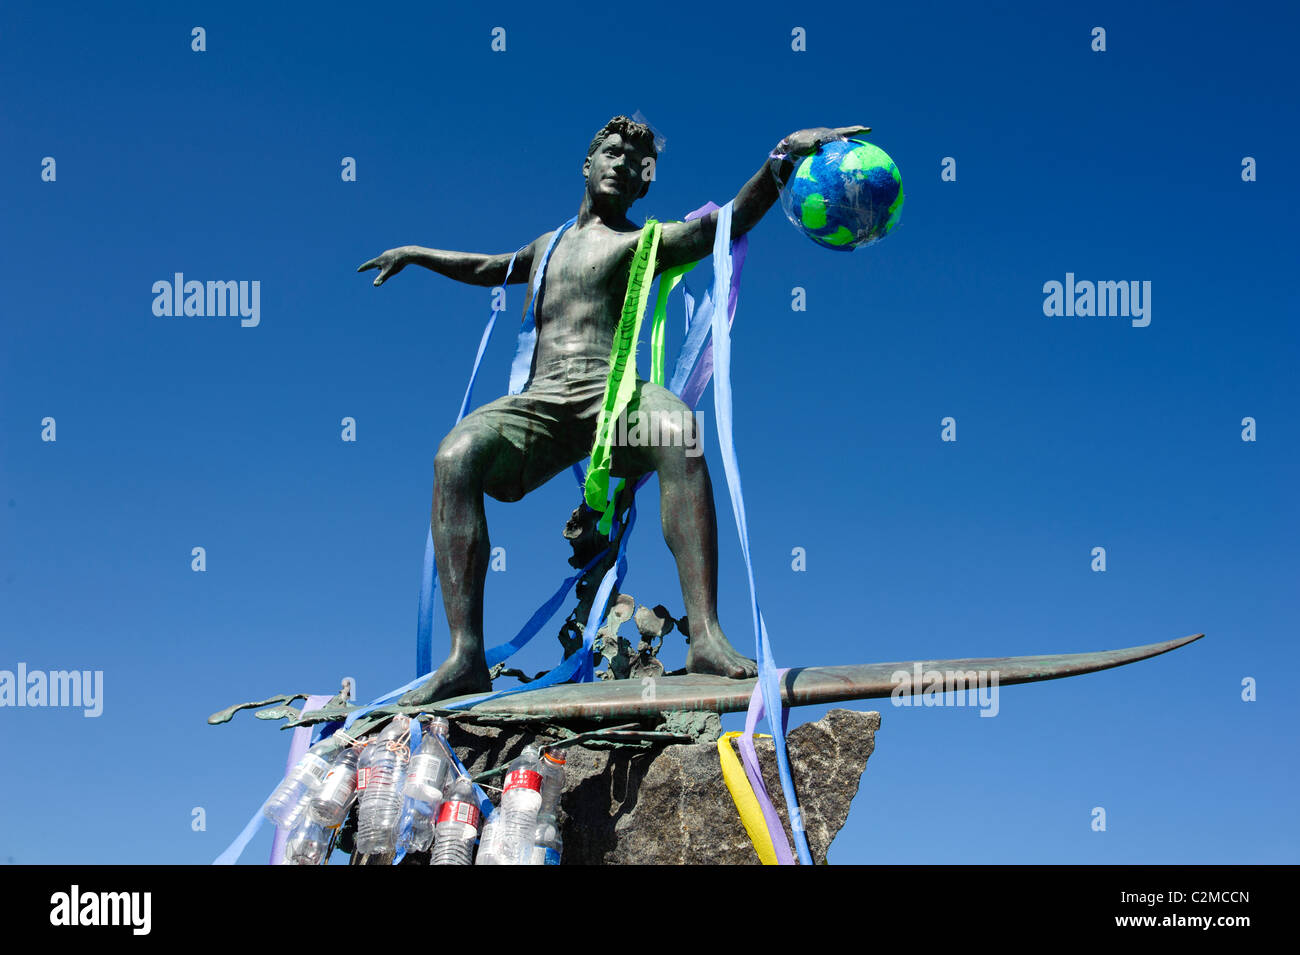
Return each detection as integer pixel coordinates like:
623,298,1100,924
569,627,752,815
585,115,658,199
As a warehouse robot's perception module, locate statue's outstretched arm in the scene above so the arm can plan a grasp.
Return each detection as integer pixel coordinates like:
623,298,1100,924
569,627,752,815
358,235,542,288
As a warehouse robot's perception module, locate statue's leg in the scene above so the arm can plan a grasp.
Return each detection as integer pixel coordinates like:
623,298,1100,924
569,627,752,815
614,383,758,679
399,418,527,706
400,381,589,707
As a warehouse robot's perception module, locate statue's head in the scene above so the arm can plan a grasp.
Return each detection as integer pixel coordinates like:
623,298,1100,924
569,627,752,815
583,115,658,211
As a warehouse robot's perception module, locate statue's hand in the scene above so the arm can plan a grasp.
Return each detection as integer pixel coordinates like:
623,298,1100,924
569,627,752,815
357,247,411,287
777,125,872,158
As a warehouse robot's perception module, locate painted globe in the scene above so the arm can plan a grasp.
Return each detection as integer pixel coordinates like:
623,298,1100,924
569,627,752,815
779,138,903,250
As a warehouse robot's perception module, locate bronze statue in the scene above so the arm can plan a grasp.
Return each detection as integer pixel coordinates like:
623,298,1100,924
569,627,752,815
359,116,870,706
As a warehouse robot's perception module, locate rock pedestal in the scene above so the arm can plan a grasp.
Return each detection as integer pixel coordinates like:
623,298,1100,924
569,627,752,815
437,708,880,865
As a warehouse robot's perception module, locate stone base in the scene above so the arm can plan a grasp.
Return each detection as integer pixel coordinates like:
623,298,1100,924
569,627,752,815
437,708,880,865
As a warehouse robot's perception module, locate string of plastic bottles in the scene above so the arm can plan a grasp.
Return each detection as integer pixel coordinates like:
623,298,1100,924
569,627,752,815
260,714,565,865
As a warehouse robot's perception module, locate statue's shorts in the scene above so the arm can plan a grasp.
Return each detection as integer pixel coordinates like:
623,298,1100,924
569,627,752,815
446,355,695,502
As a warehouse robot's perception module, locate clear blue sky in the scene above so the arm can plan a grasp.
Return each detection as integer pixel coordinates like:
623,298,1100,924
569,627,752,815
2,1,1296,864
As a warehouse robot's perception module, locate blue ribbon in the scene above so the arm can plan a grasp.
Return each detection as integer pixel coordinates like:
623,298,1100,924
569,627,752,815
669,285,714,396
213,794,272,866
508,217,578,396
484,544,612,668
706,201,812,865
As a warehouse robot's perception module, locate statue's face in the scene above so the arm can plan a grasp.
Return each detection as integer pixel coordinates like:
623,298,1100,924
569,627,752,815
584,132,649,211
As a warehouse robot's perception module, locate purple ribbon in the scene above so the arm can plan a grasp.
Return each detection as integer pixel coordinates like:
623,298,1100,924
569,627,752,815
268,693,333,865
737,670,795,865
672,202,748,409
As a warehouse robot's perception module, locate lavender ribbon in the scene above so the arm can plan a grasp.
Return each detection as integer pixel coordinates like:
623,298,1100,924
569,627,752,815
738,670,795,865
268,693,334,864
670,202,749,408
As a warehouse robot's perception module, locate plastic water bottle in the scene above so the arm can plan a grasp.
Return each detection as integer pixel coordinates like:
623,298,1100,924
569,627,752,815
283,817,331,866
486,746,544,865
431,778,481,866
537,747,567,819
473,811,503,866
528,813,562,866
262,741,332,828
309,746,360,828
356,716,411,856
353,738,380,852
398,797,436,853
395,717,450,854
404,717,451,803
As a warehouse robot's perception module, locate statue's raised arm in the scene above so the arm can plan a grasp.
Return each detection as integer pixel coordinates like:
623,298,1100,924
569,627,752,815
654,124,871,273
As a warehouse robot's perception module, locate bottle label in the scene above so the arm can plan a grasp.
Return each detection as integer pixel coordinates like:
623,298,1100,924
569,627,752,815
324,767,356,787
544,848,561,865
355,767,371,791
406,754,444,785
320,767,358,801
303,754,329,781
504,769,542,793
437,800,480,827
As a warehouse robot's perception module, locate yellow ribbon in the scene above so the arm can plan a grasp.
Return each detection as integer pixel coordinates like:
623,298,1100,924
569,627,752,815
717,730,780,865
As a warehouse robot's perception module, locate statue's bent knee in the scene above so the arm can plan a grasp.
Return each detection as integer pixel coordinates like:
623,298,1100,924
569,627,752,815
434,428,483,480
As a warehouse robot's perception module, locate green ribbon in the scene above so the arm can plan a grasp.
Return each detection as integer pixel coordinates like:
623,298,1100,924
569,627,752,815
585,219,662,535
650,259,699,387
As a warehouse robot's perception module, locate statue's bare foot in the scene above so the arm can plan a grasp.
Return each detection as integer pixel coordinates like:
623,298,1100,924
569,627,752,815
398,650,492,707
685,625,758,679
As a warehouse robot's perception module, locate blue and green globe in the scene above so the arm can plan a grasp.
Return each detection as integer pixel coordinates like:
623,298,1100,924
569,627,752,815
780,138,903,251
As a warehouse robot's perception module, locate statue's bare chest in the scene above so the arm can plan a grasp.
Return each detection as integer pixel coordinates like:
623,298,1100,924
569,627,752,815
532,227,639,326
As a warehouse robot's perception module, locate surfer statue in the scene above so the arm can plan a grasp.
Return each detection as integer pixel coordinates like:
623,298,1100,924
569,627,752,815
359,116,870,706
